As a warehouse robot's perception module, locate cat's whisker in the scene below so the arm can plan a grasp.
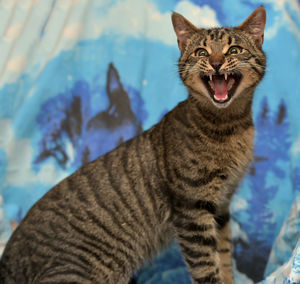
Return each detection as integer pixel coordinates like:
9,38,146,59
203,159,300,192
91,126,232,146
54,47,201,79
237,63,271,72
237,62,267,69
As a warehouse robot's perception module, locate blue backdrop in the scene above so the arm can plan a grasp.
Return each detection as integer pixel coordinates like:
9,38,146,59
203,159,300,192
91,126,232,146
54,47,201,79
0,0,299,283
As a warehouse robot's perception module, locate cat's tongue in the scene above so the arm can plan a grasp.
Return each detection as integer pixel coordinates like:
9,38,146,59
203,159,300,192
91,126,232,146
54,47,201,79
212,75,228,101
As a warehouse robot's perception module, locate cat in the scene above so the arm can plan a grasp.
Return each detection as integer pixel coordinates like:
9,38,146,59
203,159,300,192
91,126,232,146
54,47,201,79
0,7,266,284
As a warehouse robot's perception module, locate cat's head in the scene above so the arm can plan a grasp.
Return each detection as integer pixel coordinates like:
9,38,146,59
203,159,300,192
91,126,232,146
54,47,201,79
172,7,266,108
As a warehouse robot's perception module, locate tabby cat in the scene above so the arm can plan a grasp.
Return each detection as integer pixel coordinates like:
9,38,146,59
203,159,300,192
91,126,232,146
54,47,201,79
0,7,266,284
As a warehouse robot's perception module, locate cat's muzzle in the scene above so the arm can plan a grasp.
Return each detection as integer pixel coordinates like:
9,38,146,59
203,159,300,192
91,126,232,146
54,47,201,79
200,71,242,105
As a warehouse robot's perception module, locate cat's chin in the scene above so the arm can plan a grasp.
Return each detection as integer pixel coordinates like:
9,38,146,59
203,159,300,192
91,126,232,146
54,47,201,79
211,99,232,109
200,72,242,108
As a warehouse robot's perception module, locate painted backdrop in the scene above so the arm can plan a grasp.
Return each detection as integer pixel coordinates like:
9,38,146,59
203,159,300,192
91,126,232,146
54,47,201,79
0,0,300,283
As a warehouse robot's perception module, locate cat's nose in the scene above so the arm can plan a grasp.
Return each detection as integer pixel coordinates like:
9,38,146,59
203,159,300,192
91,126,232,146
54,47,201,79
211,62,223,72
209,54,225,72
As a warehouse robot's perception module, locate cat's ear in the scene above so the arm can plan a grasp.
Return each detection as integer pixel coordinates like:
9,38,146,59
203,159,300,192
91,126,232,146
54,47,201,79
172,12,198,52
237,7,266,47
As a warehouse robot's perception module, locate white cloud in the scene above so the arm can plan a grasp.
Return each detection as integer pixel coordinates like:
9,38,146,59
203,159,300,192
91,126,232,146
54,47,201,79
0,0,220,87
0,193,10,255
57,0,84,11
231,218,249,243
265,0,300,15
265,198,300,280
291,138,300,157
7,56,27,73
63,23,83,40
4,24,23,43
0,0,40,11
0,1,17,10
264,0,300,39
231,195,248,212
93,0,220,46
265,15,283,40
65,141,75,165
0,119,67,187
175,1,219,28
20,0,40,11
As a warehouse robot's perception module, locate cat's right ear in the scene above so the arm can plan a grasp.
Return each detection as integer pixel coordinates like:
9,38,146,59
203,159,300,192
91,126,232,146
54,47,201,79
172,12,198,52
237,7,266,47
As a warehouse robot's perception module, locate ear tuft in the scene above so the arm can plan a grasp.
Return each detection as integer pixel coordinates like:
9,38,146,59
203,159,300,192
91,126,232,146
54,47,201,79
171,12,198,52
237,7,266,47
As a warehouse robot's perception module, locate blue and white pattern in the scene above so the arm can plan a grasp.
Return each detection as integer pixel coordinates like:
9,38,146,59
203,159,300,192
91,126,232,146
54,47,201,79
259,241,300,284
290,245,300,283
0,1,299,283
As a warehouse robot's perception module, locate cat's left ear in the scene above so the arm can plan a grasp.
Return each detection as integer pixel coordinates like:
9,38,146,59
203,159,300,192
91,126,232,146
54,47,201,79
172,12,198,52
237,7,266,47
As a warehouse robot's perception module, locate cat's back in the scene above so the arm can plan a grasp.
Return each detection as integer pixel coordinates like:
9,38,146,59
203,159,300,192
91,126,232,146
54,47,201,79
0,131,171,284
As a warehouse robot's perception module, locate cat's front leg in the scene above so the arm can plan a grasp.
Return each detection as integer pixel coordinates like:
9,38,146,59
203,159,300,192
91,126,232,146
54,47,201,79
174,212,223,284
215,212,234,284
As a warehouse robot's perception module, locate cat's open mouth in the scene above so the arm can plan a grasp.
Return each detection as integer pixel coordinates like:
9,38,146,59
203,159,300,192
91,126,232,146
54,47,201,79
201,72,242,104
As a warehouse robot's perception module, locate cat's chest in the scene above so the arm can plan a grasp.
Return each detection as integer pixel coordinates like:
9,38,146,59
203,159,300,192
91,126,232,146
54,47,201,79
194,130,254,188
209,132,254,189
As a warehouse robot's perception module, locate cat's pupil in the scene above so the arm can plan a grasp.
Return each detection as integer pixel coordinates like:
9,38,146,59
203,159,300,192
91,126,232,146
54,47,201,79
227,46,242,55
195,48,208,57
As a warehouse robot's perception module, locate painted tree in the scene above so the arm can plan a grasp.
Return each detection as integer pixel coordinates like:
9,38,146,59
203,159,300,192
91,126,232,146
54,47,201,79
234,97,292,282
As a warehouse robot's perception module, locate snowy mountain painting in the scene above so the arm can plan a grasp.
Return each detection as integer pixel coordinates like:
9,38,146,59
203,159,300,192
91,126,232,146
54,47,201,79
0,0,299,283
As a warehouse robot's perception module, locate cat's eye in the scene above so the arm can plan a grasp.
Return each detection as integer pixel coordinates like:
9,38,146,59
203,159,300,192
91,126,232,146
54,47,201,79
227,46,243,55
194,48,208,57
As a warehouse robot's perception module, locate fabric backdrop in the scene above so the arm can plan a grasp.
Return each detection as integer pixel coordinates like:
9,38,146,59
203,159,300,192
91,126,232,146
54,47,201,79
0,0,300,283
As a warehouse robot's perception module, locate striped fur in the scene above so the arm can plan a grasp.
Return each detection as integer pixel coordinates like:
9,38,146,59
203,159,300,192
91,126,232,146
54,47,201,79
0,7,266,284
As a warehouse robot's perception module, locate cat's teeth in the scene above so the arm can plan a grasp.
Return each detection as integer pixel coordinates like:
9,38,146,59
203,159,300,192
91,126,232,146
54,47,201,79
224,73,228,81
209,74,213,81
